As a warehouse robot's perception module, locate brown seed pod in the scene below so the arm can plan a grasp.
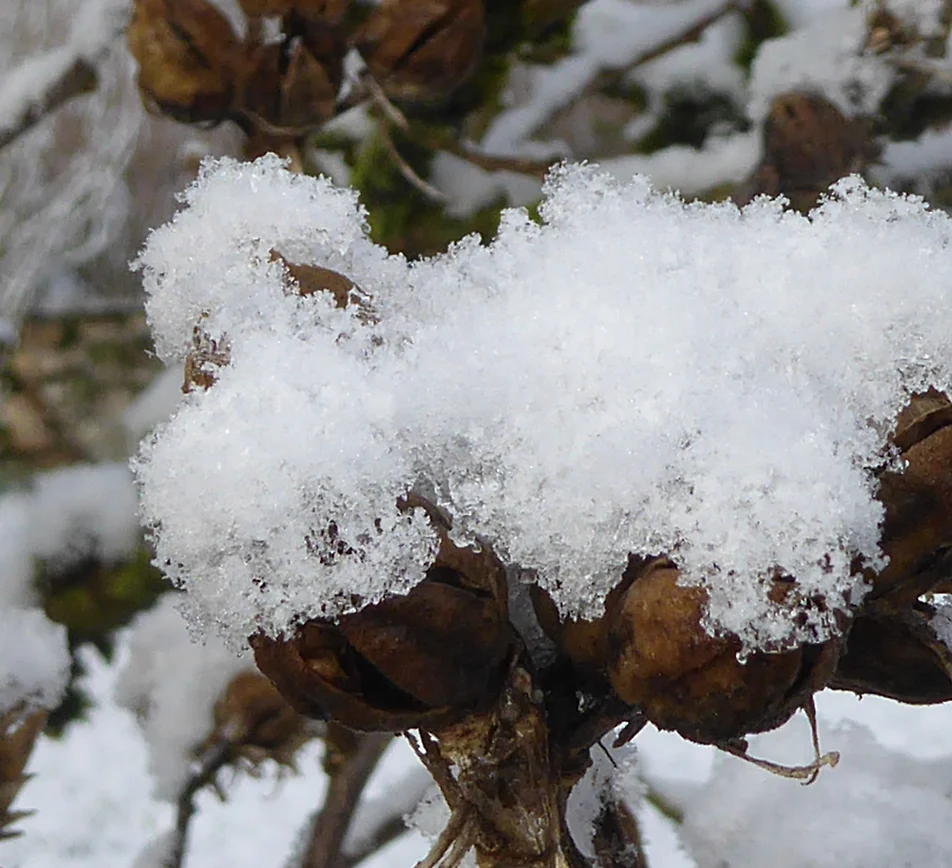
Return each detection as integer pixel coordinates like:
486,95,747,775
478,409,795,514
354,0,485,106
831,604,952,704
128,0,240,123
607,558,839,745
199,670,314,768
239,9,345,133
251,506,515,732
867,390,952,604
736,92,878,214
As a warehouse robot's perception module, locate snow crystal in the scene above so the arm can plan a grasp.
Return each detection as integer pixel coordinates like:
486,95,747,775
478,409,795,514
116,595,250,800
137,156,952,652
682,718,952,868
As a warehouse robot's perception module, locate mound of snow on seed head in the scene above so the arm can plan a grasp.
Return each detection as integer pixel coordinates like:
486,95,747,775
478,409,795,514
136,155,952,651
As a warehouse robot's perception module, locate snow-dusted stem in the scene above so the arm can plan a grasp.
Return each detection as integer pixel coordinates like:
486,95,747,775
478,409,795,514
419,663,591,868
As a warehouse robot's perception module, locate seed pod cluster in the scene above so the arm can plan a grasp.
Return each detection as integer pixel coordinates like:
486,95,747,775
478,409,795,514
530,390,952,749
128,0,488,133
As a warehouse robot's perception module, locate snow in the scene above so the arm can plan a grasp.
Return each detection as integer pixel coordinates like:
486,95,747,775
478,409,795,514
747,6,893,122
0,608,69,714
681,716,952,868
0,463,139,714
480,0,732,158
137,156,952,653
12,653,952,868
115,596,251,800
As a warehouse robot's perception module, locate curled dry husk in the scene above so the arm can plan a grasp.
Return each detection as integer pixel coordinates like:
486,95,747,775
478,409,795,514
736,92,878,214
183,260,515,731
354,0,485,106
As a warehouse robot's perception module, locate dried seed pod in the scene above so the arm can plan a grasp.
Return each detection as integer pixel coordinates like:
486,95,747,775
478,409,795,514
867,391,952,603
198,670,314,768
239,9,345,132
354,0,485,106
736,92,878,214
128,0,240,123
251,509,515,732
830,605,952,704
607,559,839,745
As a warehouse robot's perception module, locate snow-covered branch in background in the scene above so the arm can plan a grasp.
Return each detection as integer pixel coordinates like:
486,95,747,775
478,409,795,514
0,0,128,152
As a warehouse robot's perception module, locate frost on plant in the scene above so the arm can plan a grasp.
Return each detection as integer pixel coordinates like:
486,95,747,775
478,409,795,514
136,155,952,653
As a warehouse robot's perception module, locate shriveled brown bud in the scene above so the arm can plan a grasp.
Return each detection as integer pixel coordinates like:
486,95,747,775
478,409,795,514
128,0,240,123
607,559,839,745
251,507,515,732
831,605,952,704
354,0,485,106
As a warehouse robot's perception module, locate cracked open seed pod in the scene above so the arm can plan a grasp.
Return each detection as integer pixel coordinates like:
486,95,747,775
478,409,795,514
607,557,840,745
128,0,241,123
354,0,485,106
240,8,346,133
250,505,515,731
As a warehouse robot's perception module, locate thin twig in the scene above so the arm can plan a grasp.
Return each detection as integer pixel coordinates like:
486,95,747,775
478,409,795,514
165,740,234,868
375,119,448,203
340,812,408,868
413,807,471,868
302,732,392,868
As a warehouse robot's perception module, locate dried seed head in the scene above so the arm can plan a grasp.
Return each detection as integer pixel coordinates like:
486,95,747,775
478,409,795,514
251,508,514,732
199,670,314,769
239,9,345,133
607,559,839,745
355,0,485,106
128,0,240,123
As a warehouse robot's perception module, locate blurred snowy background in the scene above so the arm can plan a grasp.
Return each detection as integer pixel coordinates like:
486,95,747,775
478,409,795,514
6,0,952,866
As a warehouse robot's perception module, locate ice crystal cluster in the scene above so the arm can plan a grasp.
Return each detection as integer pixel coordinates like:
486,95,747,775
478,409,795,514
136,155,952,651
